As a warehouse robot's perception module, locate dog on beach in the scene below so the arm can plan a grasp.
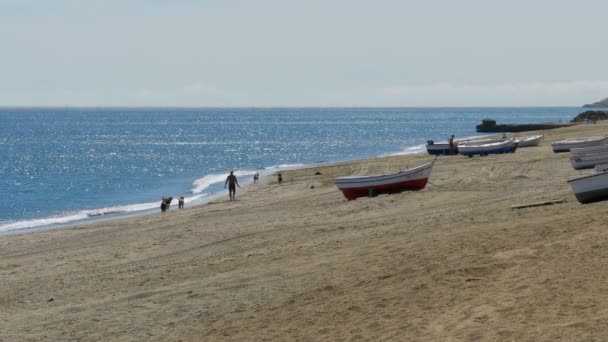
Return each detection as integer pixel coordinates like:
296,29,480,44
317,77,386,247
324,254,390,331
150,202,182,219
161,197,173,212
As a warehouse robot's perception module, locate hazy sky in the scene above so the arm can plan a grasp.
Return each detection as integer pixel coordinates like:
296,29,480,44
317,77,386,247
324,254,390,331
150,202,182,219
1,0,608,107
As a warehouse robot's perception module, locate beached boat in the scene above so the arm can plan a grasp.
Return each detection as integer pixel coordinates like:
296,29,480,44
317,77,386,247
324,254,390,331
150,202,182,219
425,142,457,156
552,136,608,153
334,158,436,200
461,137,509,145
570,143,608,157
516,134,544,148
567,171,608,203
425,137,509,155
458,138,518,157
570,152,608,170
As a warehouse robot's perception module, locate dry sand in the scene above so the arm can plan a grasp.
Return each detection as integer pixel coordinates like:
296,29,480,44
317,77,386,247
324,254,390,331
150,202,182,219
3,122,608,341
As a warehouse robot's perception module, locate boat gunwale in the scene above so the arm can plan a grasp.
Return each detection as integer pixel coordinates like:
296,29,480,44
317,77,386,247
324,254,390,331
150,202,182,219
334,159,436,184
458,138,515,149
567,170,608,183
552,136,607,146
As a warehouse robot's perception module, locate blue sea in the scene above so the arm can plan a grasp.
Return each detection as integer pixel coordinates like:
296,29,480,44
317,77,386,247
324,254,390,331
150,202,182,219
0,107,581,233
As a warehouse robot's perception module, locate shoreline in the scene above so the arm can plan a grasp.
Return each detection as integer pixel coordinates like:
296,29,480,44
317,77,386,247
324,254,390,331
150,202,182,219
0,142,447,235
1,131,500,235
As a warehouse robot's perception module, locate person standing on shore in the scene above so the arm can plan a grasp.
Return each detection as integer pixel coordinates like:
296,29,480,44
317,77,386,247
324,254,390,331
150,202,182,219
224,171,240,201
448,134,455,155
277,172,283,184
178,196,184,209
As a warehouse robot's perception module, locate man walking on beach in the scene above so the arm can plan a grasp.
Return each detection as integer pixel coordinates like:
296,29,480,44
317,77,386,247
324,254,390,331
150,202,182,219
225,171,240,201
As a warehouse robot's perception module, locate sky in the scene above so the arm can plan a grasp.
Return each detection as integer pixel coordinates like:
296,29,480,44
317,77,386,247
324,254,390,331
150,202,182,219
1,0,608,107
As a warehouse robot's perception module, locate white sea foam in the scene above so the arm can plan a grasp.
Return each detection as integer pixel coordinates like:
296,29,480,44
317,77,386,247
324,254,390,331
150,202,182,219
0,193,213,233
0,213,91,232
191,174,229,194
264,163,306,170
190,170,257,194
385,144,427,156
0,200,162,233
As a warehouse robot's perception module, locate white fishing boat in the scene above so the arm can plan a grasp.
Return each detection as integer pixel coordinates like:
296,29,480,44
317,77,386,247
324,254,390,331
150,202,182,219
552,136,608,153
461,137,509,145
334,158,436,200
570,152,608,170
570,143,608,157
567,171,608,203
425,142,457,156
516,134,544,148
458,138,518,157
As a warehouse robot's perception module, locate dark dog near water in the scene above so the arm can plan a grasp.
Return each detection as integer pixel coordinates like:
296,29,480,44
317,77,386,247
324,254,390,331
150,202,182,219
161,197,173,212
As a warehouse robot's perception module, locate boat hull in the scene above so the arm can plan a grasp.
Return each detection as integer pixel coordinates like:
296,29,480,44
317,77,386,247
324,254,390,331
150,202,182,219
571,144,608,156
568,171,608,204
458,139,518,156
334,159,435,200
517,134,543,148
552,136,608,153
426,143,457,156
338,178,429,200
570,153,608,170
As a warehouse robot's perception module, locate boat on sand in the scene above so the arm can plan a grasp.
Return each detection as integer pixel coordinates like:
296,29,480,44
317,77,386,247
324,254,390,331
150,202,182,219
571,143,608,157
516,134,543,148
570,153,608,170
552,136,608,153
334,158,436,200
425,142,457,156
568,170,608,204
458,138,518,157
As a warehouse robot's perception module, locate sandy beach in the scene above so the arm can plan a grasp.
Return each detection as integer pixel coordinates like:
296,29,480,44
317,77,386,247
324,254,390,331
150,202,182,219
3,122,608,341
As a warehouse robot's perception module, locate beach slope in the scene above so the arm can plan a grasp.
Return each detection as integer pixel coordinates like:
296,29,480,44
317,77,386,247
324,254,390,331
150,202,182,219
2,123,608,341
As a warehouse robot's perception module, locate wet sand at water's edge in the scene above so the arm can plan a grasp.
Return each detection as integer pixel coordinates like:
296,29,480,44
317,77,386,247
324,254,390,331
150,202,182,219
2,122,608,341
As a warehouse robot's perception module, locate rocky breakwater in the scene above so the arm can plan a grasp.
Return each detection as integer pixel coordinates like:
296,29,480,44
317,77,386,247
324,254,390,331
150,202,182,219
571,110,608,123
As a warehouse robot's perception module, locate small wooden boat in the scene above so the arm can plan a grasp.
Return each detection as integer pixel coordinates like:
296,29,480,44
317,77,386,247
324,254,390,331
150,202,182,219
552,136,608,153
458,138,518,157
425,142,457,156
334,158,436,200
461,137,509,145
567,171,608,203
570,152,608,170
570,143,608,156
516,134,544,148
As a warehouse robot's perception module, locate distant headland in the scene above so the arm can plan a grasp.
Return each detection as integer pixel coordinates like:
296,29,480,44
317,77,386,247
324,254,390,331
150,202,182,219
583,97,608,108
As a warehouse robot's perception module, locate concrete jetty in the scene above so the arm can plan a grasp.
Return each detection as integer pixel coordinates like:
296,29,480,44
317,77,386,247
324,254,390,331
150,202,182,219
476,117,574,133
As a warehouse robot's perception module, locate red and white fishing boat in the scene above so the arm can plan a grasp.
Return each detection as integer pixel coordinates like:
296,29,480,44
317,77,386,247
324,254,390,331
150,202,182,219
334,158,436,200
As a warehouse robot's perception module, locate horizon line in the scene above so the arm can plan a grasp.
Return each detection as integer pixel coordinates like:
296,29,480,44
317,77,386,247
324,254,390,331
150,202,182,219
0,105,590,110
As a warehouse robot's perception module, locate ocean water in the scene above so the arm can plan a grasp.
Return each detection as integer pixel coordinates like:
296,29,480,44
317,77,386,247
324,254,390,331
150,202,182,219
0,107,581,233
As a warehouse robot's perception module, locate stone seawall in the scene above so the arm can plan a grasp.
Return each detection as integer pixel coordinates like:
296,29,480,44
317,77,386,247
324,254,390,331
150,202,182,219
476,118,574,133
